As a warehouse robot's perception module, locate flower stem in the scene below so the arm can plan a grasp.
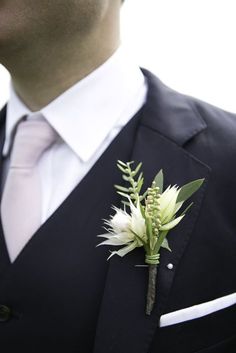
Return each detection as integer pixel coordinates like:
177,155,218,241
146,264,157,315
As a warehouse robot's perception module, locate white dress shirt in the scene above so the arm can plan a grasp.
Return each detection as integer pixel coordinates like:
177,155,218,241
3,46,147,237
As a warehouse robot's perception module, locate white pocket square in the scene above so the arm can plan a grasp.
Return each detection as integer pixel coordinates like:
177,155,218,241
160,292,236,327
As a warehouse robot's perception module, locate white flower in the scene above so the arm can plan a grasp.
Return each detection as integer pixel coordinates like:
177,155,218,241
97,200,146,259
109,208,131,234
159,185,179,223
130,200,146,241
158,185,185,231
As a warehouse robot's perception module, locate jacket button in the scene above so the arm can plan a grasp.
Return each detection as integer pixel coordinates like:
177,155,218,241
0,305,11,322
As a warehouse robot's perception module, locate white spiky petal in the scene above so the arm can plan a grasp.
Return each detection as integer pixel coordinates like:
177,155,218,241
109,207,131,234
159,185,180,223
130,200,146,242
97,200,146,258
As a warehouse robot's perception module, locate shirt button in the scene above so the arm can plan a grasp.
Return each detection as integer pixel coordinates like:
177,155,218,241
0,305,11,322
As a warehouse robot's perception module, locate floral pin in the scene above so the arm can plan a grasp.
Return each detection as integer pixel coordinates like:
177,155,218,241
97,161,204,315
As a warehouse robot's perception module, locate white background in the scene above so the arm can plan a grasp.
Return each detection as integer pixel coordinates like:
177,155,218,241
0,0,236,113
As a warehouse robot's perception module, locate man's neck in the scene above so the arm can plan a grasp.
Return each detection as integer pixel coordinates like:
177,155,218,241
12,41,119,112
4,6,120,111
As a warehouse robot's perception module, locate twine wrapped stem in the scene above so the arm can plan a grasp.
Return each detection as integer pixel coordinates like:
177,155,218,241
145,254,160,315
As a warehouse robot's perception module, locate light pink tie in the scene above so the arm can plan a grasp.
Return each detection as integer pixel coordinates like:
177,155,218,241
1,119,57,262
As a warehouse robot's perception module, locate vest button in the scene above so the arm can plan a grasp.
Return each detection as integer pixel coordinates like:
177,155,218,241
0,305,11,322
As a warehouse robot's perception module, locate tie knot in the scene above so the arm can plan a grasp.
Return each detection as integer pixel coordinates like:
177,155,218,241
10,119,58,169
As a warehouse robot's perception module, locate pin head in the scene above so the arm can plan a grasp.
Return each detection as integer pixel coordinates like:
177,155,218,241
167,263,174,270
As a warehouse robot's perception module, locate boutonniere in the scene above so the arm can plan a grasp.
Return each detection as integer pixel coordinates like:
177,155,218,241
97,160,204,315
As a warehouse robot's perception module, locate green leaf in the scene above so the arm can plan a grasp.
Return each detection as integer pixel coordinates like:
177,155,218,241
117,160,128,167
130,230,146,246
107,242,137,260
180,202,193,216
117,164,128,174
161,238,172,252
136,179,144,194
140,190,148,201
154,169,164,193
154,230,168,253
139,203,145,218
177,179,204,203
132,162,142,177
117,191,130,199
137,172,143,182
122,175,130,182
159,215,184,231
127,161,134,167
114,185,130,193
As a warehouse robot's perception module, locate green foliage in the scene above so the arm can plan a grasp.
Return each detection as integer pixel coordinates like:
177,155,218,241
112,160,204,264
161,238,171,252
177,179,204,203
153,169,164,193
115,160,144,206
99,160,205,316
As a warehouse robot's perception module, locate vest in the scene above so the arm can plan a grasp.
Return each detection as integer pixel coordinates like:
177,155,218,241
0,105,142,352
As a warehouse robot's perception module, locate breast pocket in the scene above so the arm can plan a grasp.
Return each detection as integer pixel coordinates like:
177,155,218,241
150,304,236,353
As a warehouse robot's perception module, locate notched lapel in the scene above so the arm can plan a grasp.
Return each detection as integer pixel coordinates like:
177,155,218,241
93,74,211,353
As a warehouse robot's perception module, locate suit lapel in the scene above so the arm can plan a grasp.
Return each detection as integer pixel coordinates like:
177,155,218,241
93,71,211,353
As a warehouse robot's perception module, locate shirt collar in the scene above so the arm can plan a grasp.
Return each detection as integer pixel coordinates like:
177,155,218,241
4,46,146,161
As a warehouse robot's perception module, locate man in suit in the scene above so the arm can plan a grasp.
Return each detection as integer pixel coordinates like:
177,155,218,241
0,1,235,352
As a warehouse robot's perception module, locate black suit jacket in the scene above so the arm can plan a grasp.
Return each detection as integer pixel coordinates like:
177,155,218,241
0,70,235,353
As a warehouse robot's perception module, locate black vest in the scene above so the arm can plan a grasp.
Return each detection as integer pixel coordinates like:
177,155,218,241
0,105,142,352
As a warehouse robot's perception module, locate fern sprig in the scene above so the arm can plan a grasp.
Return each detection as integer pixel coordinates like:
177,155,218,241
115,160,144,206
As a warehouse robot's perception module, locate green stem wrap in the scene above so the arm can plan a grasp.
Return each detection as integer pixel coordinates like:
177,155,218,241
145,254,160,315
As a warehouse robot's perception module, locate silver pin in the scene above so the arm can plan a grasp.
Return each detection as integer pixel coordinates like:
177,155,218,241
167,263,174,270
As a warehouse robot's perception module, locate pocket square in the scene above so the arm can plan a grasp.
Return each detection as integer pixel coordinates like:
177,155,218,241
160,292,236,327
